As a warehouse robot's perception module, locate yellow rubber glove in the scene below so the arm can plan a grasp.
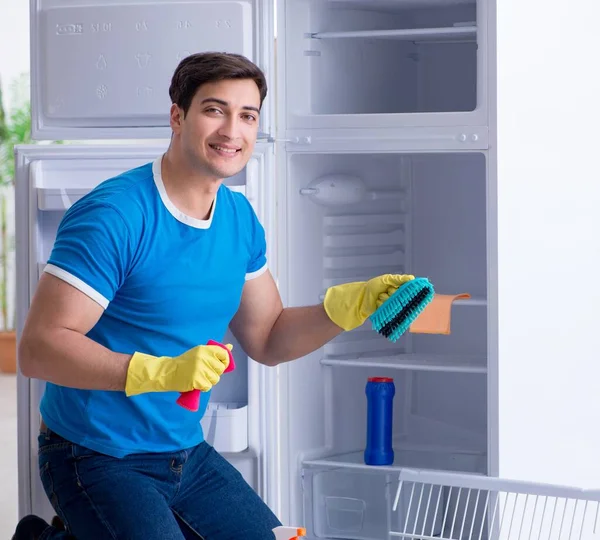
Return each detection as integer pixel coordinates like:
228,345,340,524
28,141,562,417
125,344,233,397
323,274,415,331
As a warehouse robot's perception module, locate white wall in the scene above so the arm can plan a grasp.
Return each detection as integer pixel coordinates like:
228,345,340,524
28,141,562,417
0,0,30,113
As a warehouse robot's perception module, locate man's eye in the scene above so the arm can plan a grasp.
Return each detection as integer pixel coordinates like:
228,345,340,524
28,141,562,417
243,114,256,122
206,108,223,114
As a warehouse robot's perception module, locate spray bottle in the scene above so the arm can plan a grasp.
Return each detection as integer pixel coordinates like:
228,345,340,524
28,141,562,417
272,526,306,539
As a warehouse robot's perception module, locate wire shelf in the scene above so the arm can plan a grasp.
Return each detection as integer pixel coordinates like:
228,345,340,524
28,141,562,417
390,469,600,540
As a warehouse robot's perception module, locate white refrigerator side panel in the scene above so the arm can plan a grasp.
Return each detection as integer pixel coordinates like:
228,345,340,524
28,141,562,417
15,142,275,519
495,0,600,490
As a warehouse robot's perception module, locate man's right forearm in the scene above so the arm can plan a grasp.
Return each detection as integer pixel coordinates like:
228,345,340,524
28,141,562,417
19,328,133,391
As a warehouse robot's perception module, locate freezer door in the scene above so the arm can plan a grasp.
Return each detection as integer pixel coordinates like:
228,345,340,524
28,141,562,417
14,142,275,520
29,0,274,140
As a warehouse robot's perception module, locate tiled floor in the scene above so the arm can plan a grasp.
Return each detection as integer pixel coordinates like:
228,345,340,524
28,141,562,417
0,374,18,536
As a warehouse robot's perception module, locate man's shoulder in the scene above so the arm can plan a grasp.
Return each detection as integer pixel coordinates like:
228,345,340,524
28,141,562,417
222,185,258,220
88,161,155,206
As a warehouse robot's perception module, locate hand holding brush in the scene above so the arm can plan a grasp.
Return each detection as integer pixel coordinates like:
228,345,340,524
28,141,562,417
323,273,434,342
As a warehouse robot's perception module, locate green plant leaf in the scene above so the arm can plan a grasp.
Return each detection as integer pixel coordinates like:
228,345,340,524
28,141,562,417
0,81,8,143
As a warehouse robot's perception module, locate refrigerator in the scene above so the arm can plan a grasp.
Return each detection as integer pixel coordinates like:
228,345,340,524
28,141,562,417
14,0,600,538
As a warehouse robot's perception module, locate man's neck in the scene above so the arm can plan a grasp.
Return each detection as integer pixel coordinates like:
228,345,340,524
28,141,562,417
161,148,221,221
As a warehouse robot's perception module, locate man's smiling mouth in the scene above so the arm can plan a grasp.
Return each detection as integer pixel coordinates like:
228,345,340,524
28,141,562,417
209,144,241,155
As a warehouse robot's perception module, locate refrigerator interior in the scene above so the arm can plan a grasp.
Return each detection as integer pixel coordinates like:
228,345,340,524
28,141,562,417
283,0,479,120
279,151,488,538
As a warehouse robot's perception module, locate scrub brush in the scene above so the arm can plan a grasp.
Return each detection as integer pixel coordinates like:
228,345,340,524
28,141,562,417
370,277,435,342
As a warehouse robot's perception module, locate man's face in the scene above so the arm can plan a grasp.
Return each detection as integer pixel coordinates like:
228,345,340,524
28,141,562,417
170,78,261,180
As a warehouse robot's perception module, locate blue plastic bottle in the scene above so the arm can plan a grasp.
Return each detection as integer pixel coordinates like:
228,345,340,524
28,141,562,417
364,377,395,466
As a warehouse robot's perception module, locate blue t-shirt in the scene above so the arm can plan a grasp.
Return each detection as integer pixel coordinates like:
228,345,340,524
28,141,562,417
40,155,268,458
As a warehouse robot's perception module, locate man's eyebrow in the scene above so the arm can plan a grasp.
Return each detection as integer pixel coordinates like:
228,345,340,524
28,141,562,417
200,98,260,114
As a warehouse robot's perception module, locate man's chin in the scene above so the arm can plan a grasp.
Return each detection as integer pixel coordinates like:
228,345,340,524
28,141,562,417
207,162,248,180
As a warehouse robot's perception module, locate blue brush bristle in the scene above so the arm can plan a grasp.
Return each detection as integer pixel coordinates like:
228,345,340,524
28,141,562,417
370,277,435,342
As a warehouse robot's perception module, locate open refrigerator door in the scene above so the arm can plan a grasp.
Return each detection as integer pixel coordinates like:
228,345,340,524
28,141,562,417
17,0,279,522
14,140,277,521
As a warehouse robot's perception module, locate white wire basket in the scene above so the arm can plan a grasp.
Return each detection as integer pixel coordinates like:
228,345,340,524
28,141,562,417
390,469,600,540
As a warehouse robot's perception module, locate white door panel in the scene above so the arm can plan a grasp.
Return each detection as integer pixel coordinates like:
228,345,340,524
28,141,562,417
14,142,274,518
30,0,274,140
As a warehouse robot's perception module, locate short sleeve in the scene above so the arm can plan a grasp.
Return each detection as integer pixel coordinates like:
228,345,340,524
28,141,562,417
245,207,268,281
44,202,133,309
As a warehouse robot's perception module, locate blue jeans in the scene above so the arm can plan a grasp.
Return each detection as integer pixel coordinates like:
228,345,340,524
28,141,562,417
38,426,281,539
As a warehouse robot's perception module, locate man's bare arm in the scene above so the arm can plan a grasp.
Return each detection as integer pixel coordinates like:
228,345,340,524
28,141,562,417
19,272,132,390
229,270,342,366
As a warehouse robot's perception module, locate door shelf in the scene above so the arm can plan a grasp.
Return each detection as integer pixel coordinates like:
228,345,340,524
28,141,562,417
37,185,248,211
310,25,477,42
454,296,486,307
38,188,91,211
200,402,248,454
321,354,487,374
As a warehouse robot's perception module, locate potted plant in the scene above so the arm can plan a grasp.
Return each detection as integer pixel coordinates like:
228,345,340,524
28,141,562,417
0,74,32,373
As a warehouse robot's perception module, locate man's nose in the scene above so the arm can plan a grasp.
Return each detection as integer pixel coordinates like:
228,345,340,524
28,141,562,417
217,115,241,140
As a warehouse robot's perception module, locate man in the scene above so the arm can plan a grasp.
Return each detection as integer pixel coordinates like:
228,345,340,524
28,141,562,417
13,52,412,539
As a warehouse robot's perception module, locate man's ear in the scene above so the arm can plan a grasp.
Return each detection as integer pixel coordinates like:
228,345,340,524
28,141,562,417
169,104,184,133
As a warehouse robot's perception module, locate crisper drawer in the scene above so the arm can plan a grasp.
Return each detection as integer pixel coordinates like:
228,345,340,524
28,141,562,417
301,467,467,540
301,446,486,540
303,468,395,540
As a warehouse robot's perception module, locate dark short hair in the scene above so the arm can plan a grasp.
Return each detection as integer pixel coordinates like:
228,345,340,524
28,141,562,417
169,52,268,116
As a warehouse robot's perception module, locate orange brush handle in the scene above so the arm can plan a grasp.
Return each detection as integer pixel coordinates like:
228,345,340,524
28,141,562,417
175,340,235,412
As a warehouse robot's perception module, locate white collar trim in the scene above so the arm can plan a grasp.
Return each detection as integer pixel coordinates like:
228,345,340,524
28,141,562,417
152,155,216,230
